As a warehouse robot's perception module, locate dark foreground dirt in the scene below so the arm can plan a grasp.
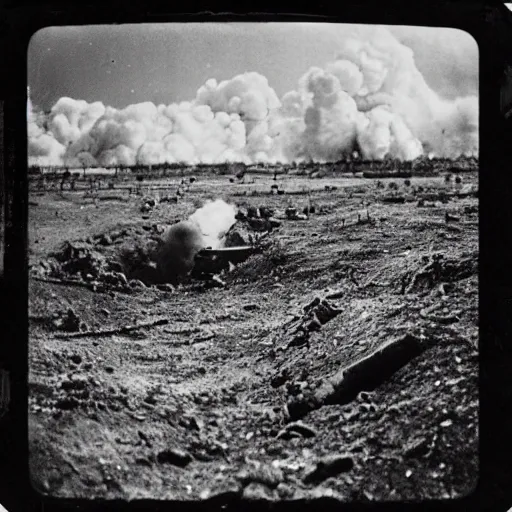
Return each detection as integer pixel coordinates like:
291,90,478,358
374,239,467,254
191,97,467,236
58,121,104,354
28,172,478,502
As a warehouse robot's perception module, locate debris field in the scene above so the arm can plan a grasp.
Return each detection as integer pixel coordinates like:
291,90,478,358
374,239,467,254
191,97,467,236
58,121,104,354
28,172,478,501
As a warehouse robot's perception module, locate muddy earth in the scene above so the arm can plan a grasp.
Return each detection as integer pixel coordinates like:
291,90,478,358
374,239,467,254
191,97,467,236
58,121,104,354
28,172,478,502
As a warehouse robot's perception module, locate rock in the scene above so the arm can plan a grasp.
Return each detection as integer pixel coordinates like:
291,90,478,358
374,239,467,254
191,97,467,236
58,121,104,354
285,207,297,220
276,482,295,499
105,366,115,374
243,303,260,311
108,262,124,273
98,234,113,246
179,415,201,431
357,391,374,402
303,455,354,484
129,279,146,288
137,430,153,448
100,308,110,316
248,218,270,231
156,283,175,292
55,397,80,410
206,276,226,288
259,207,274,219
247,206,259,218
276,421,318,440
61,376,88,391
156,447,193,467
404,437,430,458
135,457,153,467
225,230,250,247
271,369,291,388
52,308,81,332
236,461,284,488
69,354,82,365
242,482,274,501
268,218,281,229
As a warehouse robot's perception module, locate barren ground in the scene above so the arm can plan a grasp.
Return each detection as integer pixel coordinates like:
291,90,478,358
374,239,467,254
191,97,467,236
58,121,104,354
28,172,478,502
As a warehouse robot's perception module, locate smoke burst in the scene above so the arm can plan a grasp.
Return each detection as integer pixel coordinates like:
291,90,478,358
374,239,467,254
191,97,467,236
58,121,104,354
155,200,237,283
28,26,478,167
188,199,237,250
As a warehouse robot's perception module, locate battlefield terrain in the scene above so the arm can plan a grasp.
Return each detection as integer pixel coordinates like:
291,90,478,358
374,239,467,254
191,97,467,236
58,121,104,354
28,163,478,502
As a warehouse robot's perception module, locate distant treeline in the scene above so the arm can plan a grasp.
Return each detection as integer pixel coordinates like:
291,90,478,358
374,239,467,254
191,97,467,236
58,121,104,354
28,154,478,178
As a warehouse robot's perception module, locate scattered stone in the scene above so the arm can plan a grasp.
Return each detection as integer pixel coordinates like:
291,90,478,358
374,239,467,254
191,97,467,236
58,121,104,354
445,212,460,223
225,230,249,247
404,436,430,458
236,461,284,488
137,430,153,448
156,283,175,292
285,207,298,220
52,308,81,332
98,234,113,246
276,482,295,499
303,455,354,484
247,206,259,218
357,391,374,402
271,368,291,388
61,376,88,391
206,275,226,288
179,414,204,431
70,354,82,365
156,447,193,467
242,482,274,501
55,397,80,410
129,279,147,288
268,218,281,229
276,421,318,440
382,196,406,204
259,207,275,219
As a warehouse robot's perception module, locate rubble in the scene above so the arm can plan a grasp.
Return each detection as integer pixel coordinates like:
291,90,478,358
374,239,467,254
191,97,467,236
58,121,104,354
51,308,81,332
156,448,193,467
274,297,342,352
303,455,354,484
276,421,318,440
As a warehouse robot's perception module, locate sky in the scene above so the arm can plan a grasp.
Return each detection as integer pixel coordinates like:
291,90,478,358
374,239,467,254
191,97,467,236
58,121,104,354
28,23,479,111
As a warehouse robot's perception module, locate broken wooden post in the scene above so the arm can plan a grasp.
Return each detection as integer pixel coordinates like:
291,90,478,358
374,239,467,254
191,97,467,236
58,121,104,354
286,333,435,420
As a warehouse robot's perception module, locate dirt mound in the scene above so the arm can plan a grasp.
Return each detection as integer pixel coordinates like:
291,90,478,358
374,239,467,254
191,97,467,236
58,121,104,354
225,238,288,285
401,252,477,294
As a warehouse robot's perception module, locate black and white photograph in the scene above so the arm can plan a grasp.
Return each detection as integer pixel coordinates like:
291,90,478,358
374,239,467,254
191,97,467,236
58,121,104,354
27,22,478,501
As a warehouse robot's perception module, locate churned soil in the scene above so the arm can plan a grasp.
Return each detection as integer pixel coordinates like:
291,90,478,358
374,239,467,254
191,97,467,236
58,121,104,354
28,172,478,502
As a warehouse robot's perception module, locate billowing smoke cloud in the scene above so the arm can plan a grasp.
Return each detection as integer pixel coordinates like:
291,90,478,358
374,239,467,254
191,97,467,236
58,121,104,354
28,26,478,167
155,199,237,283
156,220,206,284
189,199,237,249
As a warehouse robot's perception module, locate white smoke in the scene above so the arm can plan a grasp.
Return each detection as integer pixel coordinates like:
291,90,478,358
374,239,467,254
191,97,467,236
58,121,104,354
188,199,237,249
28,26,478,167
